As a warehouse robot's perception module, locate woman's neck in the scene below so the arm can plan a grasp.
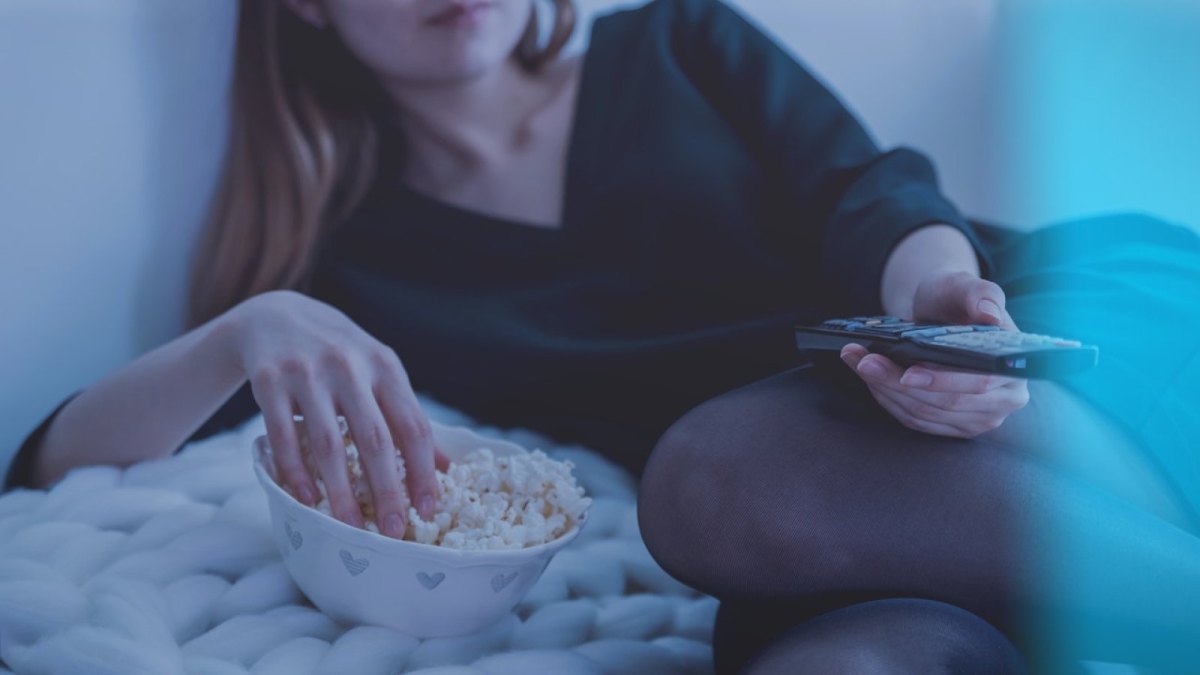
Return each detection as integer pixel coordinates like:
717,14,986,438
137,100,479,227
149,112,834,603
380,56,573,187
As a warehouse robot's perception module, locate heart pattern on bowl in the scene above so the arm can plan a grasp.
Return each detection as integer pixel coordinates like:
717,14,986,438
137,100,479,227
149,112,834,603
491,571,519,593
417,571,445,589
339,550,369,576
284,521,303,550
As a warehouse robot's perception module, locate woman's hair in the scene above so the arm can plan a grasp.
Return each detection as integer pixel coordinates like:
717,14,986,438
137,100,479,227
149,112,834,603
188,0,577,328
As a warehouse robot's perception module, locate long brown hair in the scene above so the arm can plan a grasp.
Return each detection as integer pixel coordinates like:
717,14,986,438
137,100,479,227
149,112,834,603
188,0,577,328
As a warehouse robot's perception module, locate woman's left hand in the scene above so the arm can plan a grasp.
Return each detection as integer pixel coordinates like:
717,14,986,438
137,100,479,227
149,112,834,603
840,270,1030,439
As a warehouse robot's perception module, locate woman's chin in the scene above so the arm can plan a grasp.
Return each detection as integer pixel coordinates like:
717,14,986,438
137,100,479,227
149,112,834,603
391,51,520,87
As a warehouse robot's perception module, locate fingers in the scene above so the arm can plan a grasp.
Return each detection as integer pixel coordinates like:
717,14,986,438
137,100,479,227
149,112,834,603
294,387,364,529
866,384,983,438
238,294,444,532
434,447,451,473
840,344,1028,437
867,379,1001,438
339,385,411,539
888,357,1027,410
373,358,439,522
964,278,1018,331
842,344,1018,395
912,271,1019,331
251,369,318,506
898,364,1021,395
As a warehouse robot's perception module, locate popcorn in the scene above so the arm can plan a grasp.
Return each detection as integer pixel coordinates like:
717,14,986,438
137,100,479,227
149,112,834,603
287,424,591,550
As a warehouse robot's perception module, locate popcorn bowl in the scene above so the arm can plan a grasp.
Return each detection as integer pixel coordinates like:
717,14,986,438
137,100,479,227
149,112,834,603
252,422,588,638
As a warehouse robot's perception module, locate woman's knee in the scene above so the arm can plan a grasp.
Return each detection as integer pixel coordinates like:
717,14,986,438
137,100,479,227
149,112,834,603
636,367,847,593
637,394,737,588
741,598,1028,675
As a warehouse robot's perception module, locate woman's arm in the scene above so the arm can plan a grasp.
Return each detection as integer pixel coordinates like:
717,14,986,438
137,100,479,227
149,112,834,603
654,0,1024,438
19,291,444,539
27,313,245,488
664,0,995,313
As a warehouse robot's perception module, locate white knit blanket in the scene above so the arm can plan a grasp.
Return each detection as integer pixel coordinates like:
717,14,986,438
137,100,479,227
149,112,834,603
0,398,717,675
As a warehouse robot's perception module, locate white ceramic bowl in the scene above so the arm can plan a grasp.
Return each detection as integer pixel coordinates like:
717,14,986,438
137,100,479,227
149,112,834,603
252,422,588,638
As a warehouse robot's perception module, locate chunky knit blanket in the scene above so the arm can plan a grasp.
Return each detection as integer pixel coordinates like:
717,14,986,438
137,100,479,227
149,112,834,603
0,398,717,674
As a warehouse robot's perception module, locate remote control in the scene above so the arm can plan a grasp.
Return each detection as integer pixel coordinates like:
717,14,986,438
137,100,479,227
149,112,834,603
795,316,1098,379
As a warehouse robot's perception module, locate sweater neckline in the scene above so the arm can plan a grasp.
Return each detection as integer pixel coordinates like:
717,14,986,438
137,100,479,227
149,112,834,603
370,13,618,249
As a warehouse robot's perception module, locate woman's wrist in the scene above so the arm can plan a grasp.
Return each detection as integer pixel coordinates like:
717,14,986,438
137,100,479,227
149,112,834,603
881,224,981,318
209,300,253,379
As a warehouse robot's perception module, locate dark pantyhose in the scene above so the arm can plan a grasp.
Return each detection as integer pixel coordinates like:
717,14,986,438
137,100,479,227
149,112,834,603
720,597,1029,675
638,358,1200,674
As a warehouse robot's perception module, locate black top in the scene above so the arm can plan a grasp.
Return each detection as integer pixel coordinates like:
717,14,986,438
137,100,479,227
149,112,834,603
5,0,991,489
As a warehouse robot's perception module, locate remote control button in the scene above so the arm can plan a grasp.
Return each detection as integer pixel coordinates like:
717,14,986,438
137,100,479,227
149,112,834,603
935,333,1027,350
972,325,1003,332
944,325,974,333
902,327,948,338
853,323,917,336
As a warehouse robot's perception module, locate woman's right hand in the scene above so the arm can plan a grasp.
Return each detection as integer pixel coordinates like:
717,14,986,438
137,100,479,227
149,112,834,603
225,290,443,538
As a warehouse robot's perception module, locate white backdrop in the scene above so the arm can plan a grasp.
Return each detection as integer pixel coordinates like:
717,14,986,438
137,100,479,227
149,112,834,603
1,0,1193,476
0,1,238,475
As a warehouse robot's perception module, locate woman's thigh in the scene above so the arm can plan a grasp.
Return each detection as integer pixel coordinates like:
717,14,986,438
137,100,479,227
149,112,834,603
684,356,1197,535
639,359,1032,616
638,356,1199,617
980,378,1199,535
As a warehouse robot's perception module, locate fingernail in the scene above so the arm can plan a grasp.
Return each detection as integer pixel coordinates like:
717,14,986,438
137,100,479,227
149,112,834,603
901,370,933,387
978,298,1003,322
858,361,883,379
297,485,316,505
418,495,435,520
384,512,406,538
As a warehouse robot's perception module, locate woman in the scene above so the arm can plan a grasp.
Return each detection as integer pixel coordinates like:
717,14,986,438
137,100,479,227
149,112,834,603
7,0,1199,672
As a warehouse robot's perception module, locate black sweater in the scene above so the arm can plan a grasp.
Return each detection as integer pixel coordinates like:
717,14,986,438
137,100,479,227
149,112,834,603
5,0,991,488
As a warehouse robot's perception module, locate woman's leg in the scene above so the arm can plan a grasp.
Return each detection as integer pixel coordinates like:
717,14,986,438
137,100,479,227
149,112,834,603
719,597,1028,675
637,360,1200,672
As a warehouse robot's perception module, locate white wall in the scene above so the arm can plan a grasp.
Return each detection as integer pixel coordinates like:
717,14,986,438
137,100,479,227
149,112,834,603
0,1,237,473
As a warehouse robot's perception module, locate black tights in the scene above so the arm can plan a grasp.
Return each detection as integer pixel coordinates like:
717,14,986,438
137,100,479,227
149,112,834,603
638,358,1200,674
716,596,1027,675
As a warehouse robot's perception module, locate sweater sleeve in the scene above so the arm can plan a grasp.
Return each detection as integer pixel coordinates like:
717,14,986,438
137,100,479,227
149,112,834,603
2,383,259,493
666,0,994,313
